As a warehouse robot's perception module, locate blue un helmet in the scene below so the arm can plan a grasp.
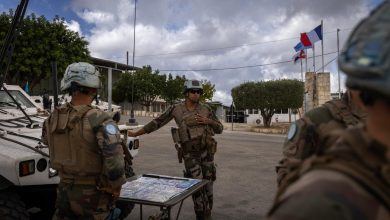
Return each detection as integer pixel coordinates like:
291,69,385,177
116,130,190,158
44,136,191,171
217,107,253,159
183,79,203,94
338,1,390,99
60,62,101,92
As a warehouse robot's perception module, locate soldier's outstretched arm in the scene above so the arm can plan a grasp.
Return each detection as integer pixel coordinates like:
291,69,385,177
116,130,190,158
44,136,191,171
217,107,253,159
128,127,146,137
128,105,176,137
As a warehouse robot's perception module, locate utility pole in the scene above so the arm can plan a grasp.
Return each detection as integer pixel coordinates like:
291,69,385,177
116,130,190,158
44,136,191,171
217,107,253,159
128,0,137,125
337,28,341,99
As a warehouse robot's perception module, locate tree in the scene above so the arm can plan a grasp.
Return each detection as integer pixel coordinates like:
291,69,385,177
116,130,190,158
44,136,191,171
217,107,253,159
112,71,133,103
133,66,166,111
200,80,216,102
0,11,90,90
232,79,304,127
161,73,186,106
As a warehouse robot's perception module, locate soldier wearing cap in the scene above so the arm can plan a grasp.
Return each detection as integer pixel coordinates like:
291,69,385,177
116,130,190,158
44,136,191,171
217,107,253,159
128,79,223,220
42,62,126,219
268,2,390,219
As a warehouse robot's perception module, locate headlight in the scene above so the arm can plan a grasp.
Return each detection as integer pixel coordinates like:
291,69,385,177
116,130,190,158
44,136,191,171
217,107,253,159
49,168,58,178
37,158,47,172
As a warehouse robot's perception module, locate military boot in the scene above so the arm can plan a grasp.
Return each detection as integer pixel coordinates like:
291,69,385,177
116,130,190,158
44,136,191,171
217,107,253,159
204,211,213,220
195,211,204,220
196,211,213,220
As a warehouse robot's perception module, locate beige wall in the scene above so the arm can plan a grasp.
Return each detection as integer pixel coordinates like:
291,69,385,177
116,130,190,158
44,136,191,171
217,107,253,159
305,72,331,112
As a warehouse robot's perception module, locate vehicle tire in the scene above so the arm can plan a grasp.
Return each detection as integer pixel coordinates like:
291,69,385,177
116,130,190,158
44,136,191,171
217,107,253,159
0,192,29,220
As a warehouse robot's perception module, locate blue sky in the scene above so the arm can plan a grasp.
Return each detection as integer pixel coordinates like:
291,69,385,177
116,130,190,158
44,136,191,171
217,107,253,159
0,0,385,105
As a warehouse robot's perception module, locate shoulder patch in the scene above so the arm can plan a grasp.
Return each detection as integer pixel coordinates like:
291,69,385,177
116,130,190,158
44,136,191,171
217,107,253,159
287,122,298,140
105,123,118,135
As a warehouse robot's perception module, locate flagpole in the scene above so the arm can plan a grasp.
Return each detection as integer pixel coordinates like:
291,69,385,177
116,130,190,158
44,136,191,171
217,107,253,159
321,20,324,73
313,44,316,73
305,49,308,72
301,58,306,113
337,28,341,99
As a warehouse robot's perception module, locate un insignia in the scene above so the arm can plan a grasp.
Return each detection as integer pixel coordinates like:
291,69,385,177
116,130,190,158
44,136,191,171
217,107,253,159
287,122,297,140
105,123,118,135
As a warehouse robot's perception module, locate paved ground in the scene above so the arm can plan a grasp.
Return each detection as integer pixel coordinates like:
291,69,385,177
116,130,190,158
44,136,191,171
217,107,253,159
120,116,285,220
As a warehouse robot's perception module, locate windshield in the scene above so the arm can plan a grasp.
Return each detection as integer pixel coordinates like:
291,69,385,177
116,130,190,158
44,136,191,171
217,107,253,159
0,90,35,109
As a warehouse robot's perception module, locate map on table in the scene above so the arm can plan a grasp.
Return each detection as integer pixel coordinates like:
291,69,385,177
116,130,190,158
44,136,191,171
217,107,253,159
120,174,201,203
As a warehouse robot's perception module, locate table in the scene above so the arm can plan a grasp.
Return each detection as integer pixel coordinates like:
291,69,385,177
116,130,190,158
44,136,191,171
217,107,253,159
118,174,209,220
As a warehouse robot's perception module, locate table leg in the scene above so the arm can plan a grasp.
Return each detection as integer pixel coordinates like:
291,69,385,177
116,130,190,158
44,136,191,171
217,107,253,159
140,204,143,220
175,201,184,220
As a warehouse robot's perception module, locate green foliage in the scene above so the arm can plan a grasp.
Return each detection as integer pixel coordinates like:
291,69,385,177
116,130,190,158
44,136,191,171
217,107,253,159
0,12,90,90
232,79,304,127
134,66,166,110
200,80,216,102
112,72,133,103
160,73,186,105
113,68,219,110
113,66,166,110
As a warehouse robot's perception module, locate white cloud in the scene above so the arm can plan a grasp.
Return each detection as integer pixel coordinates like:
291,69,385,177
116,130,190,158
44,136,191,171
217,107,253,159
68,0,373,105
64,20,82,36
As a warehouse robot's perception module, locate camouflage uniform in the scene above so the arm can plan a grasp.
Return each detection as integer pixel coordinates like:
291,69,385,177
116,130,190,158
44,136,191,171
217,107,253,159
42,103,126,220
268,125,390,220
143,102,223,217
276,95,366,186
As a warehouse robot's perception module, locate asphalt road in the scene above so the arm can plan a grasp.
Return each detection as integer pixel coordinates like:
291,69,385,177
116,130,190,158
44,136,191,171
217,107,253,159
120,116,285,220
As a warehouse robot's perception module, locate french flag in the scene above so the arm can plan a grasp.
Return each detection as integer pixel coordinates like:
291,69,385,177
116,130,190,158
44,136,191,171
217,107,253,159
300,24,323,47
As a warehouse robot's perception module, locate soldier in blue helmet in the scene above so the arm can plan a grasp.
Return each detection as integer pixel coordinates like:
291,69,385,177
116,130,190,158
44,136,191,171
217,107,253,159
128,79,223,220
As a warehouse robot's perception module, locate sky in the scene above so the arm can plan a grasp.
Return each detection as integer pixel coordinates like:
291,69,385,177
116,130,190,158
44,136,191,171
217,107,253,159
0,0,384,105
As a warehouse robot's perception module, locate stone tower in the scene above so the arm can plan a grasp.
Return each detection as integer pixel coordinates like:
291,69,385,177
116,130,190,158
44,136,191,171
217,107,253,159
304,72,331,112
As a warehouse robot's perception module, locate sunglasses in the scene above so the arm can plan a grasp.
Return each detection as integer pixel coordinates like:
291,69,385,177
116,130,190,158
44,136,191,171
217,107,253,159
189,90,202,94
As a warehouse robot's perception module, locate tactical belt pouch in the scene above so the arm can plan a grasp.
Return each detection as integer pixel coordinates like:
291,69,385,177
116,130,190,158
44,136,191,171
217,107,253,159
188,126,204,140
182,140,202,152
206,136,217,154
178,126,190,143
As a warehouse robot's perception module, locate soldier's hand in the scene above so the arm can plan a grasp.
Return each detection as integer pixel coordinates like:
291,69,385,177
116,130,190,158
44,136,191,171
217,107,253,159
127,130,137,137
195,114,211,125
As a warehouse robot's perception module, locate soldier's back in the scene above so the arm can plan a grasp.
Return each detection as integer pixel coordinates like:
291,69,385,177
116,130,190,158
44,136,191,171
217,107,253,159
270,125,390,220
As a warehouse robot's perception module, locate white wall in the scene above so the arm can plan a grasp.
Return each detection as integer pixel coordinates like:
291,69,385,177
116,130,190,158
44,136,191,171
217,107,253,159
245,109,301,126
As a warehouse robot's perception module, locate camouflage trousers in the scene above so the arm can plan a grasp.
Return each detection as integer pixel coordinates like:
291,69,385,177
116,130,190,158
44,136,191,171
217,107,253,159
182,147,216,215
52,182,114,220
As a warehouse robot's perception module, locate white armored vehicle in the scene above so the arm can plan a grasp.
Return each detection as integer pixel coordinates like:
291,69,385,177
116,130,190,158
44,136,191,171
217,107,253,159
0,84,140,219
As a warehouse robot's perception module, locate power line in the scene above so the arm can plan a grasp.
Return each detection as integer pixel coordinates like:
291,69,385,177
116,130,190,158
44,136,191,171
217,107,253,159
315,55,338,73
135,28,352,58
159,51,338,72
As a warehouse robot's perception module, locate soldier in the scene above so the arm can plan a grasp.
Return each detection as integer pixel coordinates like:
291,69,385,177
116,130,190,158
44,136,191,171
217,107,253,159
268,1,390,219
128,79,223,220
42,62,126,220
276,89,366,186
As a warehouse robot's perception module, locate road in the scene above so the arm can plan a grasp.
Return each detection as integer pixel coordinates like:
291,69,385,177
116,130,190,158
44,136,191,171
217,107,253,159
120,116,285,220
